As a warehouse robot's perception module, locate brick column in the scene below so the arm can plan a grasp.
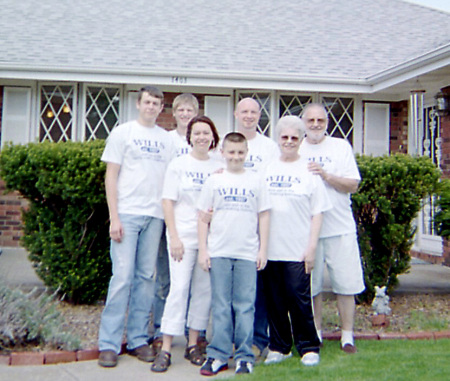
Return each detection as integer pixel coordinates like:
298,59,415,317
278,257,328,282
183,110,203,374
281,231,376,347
389,101,409,154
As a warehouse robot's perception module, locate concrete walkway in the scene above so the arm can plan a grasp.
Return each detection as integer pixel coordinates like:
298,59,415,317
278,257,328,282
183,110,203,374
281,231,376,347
0,247,449,381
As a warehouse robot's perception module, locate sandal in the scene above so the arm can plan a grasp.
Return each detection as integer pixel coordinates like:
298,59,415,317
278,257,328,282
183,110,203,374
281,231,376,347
151,350,171,373
184,344,206,366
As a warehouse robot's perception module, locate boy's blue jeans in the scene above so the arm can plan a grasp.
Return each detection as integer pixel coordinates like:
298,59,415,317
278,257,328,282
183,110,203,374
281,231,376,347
207,257,257,364
98,214,164,353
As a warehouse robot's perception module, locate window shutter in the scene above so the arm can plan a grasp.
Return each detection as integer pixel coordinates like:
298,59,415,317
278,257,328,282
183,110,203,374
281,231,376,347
364,103,390,156
1,87,32,147
204,96,233,137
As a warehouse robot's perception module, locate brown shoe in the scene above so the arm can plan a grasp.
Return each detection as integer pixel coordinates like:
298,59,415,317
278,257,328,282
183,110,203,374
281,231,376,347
128,344,157,362
341,343,357,354
196,336,208,355
98,350,118,367
152,337,163,355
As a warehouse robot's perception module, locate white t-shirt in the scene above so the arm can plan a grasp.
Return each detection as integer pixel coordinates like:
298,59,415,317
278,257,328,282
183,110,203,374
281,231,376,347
244,133,280,173
169,129,191,157
101,121,175,219
265,158,332,261
299,136,361,238
197,170,271,261
162,154,224,250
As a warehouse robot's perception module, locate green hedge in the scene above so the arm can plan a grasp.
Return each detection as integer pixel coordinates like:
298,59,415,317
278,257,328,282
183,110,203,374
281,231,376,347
0,143,443,304
0,141,110,304
434,178,450,239
352,154,441,301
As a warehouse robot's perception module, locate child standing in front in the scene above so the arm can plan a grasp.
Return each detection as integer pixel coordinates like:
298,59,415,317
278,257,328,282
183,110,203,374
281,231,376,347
197,132,271,376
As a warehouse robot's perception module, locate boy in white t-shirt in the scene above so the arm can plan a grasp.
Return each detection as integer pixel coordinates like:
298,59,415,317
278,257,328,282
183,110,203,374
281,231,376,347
197,132,271,376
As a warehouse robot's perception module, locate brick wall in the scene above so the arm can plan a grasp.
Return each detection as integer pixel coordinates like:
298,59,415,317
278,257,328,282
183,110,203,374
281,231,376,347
389,100,409,154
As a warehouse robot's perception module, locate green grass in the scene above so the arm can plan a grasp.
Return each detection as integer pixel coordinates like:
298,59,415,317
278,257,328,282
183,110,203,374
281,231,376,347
224,339,450,381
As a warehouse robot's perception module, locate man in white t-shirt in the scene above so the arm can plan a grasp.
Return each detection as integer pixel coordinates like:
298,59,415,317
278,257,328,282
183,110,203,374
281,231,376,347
299,103,365,354
234,97,279,361
98,86,175,368
169,93,199,156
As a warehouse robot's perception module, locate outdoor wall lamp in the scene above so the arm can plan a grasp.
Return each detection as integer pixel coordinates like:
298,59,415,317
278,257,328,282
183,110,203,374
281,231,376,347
435,91,450,116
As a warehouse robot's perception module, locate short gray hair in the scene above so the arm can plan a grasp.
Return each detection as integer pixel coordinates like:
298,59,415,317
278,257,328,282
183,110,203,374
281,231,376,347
275,115,306,137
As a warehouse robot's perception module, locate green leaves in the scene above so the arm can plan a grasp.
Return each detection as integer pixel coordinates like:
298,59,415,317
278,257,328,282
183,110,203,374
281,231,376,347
0,141,110,304
353,154,441,302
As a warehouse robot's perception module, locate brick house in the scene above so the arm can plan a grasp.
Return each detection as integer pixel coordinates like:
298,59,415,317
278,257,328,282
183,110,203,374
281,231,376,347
0,0,449,264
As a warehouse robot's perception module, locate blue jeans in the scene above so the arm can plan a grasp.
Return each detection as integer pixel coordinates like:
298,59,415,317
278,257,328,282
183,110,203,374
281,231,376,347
151,230,170,340
207,257,256,364
98,214,164,353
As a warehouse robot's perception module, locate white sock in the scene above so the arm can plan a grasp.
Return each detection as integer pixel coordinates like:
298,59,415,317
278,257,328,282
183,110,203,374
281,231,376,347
341,330,354,346
316,329,322,342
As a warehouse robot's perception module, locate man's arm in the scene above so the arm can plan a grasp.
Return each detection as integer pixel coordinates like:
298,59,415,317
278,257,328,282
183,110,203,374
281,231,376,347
303,213,323,274
162,199,184,261
256,210,270,271
307,162,359,194
105,162,123,242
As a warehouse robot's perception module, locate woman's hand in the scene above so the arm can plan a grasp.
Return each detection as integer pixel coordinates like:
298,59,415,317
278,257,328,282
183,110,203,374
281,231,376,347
170,236,185,262
198,249,211,271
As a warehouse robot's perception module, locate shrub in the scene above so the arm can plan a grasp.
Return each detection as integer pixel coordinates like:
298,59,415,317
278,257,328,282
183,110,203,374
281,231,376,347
352,154,441,302
0,283,81,352
433,178,450,238
0,141,110,304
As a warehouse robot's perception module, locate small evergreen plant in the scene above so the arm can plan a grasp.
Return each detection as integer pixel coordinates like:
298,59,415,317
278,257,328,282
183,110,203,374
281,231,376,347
352,154,440,302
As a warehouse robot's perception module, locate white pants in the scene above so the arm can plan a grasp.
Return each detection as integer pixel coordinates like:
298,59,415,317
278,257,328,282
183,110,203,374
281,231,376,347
161,248,211,336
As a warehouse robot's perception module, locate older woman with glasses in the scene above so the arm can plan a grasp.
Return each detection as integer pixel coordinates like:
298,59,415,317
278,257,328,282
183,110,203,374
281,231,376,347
262,115,332,367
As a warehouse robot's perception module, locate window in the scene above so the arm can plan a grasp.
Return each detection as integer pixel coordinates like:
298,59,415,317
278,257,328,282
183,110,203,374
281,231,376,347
237,92,272,136
39,85,75,142
322,96,354,142
279,95,312,117
84,86,121,141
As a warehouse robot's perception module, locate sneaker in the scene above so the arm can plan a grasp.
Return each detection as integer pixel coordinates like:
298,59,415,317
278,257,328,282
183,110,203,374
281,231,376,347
98,350,118,367
200,357,228,376
235,360,253,374
301,352,320,366
264,350,292,364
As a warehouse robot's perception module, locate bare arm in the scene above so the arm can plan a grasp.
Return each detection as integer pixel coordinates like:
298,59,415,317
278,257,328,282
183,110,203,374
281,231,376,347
307,162,359,194
105,162,123,242
197,212,211,271
303,213,323,274
256,210,270,271
162,199,184,261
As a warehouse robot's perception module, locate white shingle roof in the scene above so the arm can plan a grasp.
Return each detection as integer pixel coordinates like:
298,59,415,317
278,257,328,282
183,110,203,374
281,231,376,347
0,0,449,81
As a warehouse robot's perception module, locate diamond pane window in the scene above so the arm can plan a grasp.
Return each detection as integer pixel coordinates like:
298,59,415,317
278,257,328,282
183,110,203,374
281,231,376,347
238,92,272,136
85,86,121,141
322,97,354,143
279,95,313,117
40,85,75,142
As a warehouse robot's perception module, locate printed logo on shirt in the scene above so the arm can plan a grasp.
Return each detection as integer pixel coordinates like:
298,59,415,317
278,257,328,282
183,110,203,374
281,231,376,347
185,171,211,186
266,175,301,188
244,155,263,168
177,147,190,156
218,187,255,203
133,139,166,154
307,156,332,167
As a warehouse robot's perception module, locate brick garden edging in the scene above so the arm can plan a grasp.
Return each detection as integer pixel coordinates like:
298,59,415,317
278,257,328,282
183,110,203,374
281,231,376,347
1,333,449,366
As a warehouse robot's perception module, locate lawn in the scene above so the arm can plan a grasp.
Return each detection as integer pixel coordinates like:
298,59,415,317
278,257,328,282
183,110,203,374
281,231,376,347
223,339,450,381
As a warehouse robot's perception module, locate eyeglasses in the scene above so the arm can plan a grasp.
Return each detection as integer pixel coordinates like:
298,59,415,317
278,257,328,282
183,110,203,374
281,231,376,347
280,135,300,142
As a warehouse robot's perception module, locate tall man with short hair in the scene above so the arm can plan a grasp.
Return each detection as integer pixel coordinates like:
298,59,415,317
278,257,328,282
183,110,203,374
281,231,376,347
299,103,365,354
98,86,175,368
234,97,279,361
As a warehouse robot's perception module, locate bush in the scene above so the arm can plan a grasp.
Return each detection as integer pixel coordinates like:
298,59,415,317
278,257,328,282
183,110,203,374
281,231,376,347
0,282,81,352
433,178,450,238
352,154,441,302
0,141,110,304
